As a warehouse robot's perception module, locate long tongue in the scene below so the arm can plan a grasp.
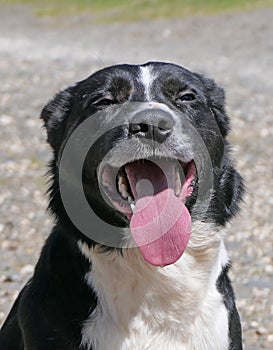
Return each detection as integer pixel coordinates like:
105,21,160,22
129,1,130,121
126,160,191,266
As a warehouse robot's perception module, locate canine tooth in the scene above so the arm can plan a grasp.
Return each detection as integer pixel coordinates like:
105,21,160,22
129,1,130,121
118,176,128,194
174,166,181,197
128,196,135,210
120,183,129,199
118,175,125,187
118,177,122,193
127,196,134,204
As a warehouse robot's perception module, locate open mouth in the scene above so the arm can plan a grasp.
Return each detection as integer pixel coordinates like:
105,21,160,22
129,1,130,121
99,158,197,267
100,158,197,215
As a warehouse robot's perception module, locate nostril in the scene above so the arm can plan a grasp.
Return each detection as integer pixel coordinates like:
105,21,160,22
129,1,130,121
129,123,149,135
129,108,174,142
139,123,149,133
158,119,173,132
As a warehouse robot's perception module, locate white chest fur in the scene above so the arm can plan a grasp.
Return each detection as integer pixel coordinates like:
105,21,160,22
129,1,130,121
78,239,229,350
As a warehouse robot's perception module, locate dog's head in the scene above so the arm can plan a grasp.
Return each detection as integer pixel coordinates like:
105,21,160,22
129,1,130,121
41,62,244,266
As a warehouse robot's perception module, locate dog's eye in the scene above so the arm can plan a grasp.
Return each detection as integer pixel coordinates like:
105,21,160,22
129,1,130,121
177,92,196,102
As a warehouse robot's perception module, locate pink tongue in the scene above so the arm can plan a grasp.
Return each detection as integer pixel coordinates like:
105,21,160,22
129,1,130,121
127,161,191,267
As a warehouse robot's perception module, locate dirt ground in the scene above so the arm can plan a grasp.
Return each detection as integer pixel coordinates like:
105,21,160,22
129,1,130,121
0,4,273,349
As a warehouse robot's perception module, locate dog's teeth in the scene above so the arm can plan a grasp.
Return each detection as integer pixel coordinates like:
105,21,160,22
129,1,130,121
128,196,135,210
118,175,126,189
120,183,129,199
127,196,134,204
118,175,129,198
174,166,181,197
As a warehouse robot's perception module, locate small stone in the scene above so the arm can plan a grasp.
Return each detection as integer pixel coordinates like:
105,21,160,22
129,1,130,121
20,264,34,275
256,326,267,335
250,320,259,328
268,334,273,342
0,114,13,126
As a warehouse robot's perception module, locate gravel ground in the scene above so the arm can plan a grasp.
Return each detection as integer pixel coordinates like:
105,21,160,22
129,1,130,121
0,4,273,349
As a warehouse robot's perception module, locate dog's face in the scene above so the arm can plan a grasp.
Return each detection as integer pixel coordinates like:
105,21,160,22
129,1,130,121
41,62,243,266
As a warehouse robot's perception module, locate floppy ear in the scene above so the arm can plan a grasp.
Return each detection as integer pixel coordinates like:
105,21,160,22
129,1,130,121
209,160,245,225
198,75,230,137
40,87,74,151
219,162,244,220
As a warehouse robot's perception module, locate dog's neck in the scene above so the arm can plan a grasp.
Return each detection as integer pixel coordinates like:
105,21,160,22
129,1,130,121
78,221,229,349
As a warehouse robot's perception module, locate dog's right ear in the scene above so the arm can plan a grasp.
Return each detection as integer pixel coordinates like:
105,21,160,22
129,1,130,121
40,87,74,151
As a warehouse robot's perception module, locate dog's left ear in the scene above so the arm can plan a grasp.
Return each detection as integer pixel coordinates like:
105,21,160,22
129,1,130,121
196,76,245,222
208,161,244,225
198,75,230,137
219,162,245,222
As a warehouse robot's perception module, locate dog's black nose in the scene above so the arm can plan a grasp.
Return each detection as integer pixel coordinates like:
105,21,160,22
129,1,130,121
129,109,174,143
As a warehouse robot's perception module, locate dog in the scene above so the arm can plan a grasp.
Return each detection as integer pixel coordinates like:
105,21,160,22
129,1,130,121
0,62,244,349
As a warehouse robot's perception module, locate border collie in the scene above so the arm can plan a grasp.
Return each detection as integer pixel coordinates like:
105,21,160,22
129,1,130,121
0,62,244,350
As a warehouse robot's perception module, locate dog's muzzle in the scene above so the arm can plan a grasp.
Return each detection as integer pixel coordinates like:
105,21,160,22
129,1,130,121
128,108,174,143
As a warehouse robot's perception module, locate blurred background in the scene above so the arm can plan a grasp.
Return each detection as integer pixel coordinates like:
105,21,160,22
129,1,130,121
0,0,273,348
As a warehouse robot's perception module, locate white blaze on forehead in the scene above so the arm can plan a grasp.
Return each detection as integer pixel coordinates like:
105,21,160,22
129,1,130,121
139,65,156,101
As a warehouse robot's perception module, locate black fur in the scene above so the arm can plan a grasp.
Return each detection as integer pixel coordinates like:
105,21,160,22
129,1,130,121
217,264,243,350
0,62,244,349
